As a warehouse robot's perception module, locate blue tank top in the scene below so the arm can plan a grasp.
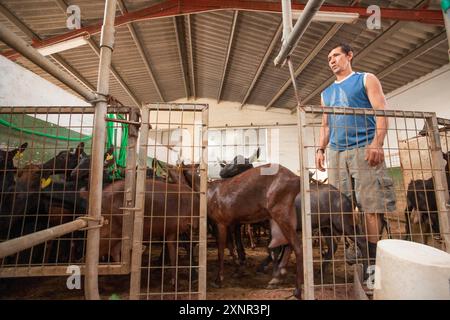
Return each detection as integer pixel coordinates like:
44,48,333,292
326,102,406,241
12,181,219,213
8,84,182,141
321,72,376,151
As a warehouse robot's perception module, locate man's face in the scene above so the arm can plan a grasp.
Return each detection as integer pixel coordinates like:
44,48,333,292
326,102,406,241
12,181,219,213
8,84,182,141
328,47,352,74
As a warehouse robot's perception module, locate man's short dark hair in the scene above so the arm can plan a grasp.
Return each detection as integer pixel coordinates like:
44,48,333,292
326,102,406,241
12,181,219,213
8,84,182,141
336,43,353,55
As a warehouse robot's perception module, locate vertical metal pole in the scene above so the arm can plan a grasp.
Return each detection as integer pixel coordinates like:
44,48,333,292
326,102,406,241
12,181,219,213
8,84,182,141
297,106,314,300
121,108,139,271
281,0,293,46
198,106,209,300
426,115,450,252
441,0,450,60
85,0,117,300
129,106,150,300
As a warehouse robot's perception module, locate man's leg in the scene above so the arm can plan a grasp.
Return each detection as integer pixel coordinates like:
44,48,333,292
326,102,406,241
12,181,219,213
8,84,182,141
350,146,396,264
365,212,382,263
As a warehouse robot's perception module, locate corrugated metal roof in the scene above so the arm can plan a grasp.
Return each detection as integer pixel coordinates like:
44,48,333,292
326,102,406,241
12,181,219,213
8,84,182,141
0,0,448,110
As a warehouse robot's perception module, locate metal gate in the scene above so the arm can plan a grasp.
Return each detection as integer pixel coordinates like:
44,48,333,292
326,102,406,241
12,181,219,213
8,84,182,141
128,103,208,300
297,105,450,300
0,106,136,277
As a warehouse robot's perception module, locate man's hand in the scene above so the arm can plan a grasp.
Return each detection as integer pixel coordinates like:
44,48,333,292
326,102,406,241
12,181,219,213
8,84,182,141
365,142,384,167
316,150,326,172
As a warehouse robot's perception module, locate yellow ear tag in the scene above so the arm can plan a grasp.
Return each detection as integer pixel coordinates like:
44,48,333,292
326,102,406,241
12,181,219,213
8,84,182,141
14,151,23,160
40,177,52,189
106,153,113,161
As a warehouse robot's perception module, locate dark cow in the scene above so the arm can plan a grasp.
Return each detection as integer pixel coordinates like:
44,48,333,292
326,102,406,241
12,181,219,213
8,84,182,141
1,142,87,263
219,148,260,178
404,152,450,240
0,142,28,194
266,183,367,287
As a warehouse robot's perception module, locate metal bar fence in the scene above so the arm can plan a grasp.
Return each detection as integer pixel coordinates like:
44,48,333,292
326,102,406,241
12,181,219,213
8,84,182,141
128,103,208,300
297,105,450,300
0,106,135,279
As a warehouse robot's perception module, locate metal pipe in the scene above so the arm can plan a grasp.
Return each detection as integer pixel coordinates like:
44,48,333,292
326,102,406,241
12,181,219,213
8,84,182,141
120,108,139,273
0,22,96,102
85,0,118,301
296,106,315,300
198,106,209,300
129,106,150,300
274,0,326,66
0,219,87,259
281,0,293,46
426,116,450,252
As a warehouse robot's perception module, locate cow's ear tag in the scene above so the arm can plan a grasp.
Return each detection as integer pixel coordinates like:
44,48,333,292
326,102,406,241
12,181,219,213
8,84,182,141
41,177,52,189
106,153,113,161
14,151,24,160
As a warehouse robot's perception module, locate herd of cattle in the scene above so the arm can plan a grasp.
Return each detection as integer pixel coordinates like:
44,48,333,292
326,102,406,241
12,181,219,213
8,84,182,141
0,141,449,299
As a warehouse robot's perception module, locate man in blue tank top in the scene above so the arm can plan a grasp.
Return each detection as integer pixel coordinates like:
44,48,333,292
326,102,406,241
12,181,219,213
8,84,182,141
315,43,396,269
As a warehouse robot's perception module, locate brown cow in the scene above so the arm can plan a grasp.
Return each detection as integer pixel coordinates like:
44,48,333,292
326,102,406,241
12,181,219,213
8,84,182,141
206,164,303,299
98,177,199,285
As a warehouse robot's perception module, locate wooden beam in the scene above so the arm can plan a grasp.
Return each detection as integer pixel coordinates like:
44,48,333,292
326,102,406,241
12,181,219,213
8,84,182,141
301,0,432,107
118,0,165,102
4,0,443,59
0,1,95,95
187,14,196,100
217,10,238,103
86,38,141,107
173,15,189,99
50,54,96,91
377,31,447,79
240,22,282,110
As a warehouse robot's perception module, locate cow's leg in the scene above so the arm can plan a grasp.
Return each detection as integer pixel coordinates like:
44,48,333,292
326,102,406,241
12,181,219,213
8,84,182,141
215,223,228,287
268,245,291,288
166,234,177,287
233,224,246,266
271,205,303,299
247,224,256,249
404,206,413,241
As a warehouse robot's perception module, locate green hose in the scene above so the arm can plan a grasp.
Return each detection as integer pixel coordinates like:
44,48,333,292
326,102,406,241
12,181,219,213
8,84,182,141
106,113,128,180
0,118,92,142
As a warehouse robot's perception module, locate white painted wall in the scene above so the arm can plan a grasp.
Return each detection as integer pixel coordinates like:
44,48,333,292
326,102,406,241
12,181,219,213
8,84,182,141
174,98,301,175
386,63,450,119
0,55,89,107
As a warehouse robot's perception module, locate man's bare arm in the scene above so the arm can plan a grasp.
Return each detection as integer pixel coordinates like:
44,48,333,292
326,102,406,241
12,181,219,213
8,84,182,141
365,73,388,166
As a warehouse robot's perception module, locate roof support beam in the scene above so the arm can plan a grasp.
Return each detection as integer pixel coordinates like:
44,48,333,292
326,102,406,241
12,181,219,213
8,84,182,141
300,0,433,108
117,0,165,102
217,10,238,103
50,54,96,91
3,0,444,59
0,2,95,96
86,39,141,107
173,15,189,99
265,23,341,111
0,3,39,40
377,31,447,79
187,14,196,100
240,22,282,110
52,0,142,107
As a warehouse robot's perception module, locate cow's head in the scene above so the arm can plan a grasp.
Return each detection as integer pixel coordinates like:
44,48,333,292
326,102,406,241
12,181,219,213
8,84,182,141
219,147,260,178
0,142,28,173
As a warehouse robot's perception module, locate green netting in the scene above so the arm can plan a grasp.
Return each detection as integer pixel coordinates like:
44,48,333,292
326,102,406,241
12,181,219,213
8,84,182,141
106,113,128,180
0,114,92,166
0,114,91,142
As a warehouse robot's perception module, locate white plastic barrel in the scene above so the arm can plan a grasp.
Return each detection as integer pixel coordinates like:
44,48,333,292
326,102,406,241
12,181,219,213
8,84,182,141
373,239,450,300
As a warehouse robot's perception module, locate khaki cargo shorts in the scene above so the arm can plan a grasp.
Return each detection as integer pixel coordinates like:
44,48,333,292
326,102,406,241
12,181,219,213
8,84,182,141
327,146,396,213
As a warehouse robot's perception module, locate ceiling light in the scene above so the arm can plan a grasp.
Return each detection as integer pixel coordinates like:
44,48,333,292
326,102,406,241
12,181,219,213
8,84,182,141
292,11,360,24
37,36,89,56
